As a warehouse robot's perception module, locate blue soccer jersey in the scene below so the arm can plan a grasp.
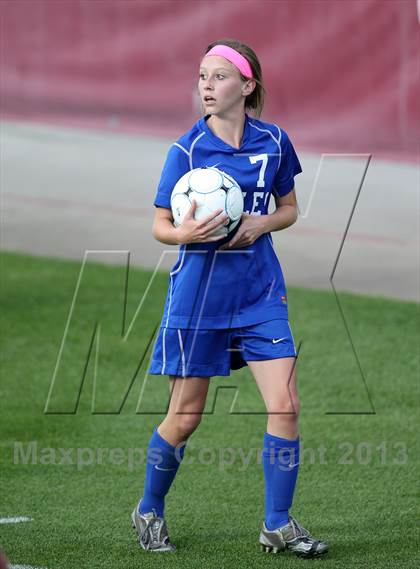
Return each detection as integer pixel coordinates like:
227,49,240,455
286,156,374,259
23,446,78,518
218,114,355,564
153,113,302,330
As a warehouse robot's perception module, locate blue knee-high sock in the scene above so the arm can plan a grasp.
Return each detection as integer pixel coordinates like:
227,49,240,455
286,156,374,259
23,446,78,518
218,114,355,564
262,431,300,530
139,427,186,517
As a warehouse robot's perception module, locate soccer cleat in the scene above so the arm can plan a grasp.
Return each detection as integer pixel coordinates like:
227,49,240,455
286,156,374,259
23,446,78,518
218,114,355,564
259,515,328,558
131,503,176,552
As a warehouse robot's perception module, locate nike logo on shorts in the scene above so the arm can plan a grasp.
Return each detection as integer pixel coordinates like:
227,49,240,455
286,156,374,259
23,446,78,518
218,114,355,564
272,337,288,344
154,465,177,471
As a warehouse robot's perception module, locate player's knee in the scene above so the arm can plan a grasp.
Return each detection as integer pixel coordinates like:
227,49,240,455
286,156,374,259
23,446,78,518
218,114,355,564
171,412,202,438
291,396,300,417
266,395,300,417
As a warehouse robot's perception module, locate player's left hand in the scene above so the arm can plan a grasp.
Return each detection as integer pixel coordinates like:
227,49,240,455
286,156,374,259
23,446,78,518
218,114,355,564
218,213,266,250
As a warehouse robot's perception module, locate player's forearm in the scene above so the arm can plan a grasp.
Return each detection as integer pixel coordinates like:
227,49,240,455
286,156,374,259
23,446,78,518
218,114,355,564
260,205,298,233
152,218,181,245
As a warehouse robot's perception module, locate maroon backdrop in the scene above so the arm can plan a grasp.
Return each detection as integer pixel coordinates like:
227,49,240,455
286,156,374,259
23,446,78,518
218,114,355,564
1,0,418,159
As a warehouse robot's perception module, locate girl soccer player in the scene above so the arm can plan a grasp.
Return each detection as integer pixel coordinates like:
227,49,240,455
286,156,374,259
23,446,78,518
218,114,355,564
131,39,329,559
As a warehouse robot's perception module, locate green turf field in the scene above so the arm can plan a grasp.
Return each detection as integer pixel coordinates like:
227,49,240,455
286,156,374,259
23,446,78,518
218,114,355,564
0,251,418,568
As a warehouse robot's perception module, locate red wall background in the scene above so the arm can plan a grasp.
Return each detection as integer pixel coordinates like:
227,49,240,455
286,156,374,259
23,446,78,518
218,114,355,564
1,0,418,160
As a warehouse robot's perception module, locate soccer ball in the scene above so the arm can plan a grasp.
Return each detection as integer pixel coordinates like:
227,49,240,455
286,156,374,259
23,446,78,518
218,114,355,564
170,167,244,238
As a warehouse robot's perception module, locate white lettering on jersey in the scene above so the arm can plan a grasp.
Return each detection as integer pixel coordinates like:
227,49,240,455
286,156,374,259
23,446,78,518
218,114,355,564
251,192,264,215
249,154,268,188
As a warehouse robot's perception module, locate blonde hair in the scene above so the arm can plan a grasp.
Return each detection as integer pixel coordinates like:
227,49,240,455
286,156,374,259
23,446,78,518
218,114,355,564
204,38,265,118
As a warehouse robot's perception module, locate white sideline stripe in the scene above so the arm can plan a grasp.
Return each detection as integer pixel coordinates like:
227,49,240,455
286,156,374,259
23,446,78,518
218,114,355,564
0,516,33,524
11,565,50,569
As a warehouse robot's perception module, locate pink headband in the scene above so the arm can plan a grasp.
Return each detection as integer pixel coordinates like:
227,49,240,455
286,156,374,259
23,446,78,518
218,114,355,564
204,45,253,79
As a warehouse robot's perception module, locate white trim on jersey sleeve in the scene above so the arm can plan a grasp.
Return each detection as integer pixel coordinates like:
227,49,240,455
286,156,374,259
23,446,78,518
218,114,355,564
249,120,282,173
189,131,206,169
173,132,206,170
273,124,283,172
173,142,190,156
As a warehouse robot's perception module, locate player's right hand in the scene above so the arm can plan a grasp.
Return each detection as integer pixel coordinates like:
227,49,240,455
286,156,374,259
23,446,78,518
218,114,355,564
175,200,229,244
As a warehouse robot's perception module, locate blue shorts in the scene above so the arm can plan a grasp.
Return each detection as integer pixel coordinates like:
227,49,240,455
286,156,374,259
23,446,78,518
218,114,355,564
149,319,297,378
